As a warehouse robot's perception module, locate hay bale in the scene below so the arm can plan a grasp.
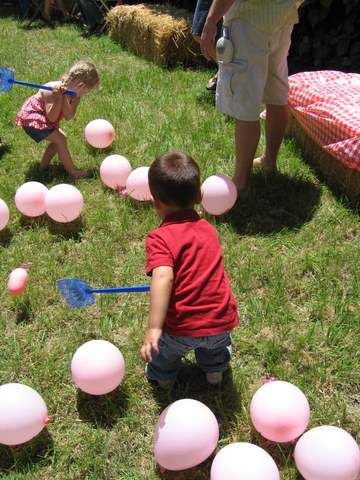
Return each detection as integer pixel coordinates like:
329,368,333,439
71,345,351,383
106,4,208,67
287,113,360,204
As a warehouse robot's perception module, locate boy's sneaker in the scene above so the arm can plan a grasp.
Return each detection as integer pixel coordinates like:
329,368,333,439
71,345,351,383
157,378,175,389
206,372,223,385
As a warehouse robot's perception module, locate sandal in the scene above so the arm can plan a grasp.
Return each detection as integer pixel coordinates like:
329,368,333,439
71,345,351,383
206,73,218,91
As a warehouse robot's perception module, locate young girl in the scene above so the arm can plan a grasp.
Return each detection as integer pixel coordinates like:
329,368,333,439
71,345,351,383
16,60,99,179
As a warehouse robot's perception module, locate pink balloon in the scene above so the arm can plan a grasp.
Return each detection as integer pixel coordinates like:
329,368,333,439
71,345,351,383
8,267,28,297
154,399,219,471
294,426,360,480
0,199,9,231
201,175,237,215
14,181,48,217
84,119,115,149
250,380,310,443
45,184,83,223
125,166,151,201
100,155,132,190
71,340,125,395
211,443,280,480
0,383,49,446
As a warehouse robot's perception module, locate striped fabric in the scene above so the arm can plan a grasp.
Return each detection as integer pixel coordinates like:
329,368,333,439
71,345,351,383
16,95,61,130
224,0,303,33
288,71,360,171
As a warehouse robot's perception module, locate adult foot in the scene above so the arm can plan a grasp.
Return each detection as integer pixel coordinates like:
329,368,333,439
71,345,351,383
253,155,277,172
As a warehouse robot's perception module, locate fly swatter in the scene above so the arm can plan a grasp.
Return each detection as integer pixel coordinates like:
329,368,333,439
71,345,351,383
57,278,150,308
0,67,76,96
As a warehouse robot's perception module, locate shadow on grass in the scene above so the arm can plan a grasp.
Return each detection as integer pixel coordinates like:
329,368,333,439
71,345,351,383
288,138,360,214
85,144,114,156
24,163,97,184
76,386,129,429
19,214,48,230
0,143,11,161
46,216,85,241
0,228,13,247
15,297,33,325
150,363,240,438
18,207,85,241
225,171,320,235
159,457,213,480
150,364,240,478
249,428,296,472
196,90,215,108
0,428,54,474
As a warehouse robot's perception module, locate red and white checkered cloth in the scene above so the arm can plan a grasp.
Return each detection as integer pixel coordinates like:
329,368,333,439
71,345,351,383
288,71,360,171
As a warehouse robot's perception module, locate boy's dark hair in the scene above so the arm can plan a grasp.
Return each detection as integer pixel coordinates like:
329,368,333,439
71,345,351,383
149,151,200,209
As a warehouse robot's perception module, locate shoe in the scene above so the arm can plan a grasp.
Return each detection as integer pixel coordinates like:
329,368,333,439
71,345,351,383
157,379,175,389
206,73,218,91
206,371,223,385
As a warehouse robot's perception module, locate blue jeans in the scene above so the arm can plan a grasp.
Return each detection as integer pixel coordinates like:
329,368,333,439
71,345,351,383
191,0,223,40
146,332,232,381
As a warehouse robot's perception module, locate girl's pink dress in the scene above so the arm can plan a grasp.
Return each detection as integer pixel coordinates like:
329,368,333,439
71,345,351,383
16,95,61,130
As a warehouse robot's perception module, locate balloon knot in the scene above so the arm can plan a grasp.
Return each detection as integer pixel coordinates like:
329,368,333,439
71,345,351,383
19,262,32,270
262,375,278,384
117,186,128,197
159,465,166,474
44,415,51,425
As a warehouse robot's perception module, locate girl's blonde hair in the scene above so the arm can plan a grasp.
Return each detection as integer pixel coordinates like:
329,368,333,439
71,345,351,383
63,60,99,88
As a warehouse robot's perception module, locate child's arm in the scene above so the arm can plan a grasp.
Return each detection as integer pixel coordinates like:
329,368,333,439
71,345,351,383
141,266,174,362
61,95,80,120
44,85,65,123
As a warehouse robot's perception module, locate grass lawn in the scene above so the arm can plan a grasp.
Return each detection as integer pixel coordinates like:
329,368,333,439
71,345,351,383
0,10,359,480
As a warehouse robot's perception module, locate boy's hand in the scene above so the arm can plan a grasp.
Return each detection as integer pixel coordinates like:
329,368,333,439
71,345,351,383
141,328,162,362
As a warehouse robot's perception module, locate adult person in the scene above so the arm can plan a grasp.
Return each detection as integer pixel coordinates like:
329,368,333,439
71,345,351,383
191,0,222,91
74,0,104,33
42,0,70,21
200,0,303,193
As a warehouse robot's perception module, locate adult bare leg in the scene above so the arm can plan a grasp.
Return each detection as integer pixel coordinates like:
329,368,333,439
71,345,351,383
234,119,261,192
254,104,288,171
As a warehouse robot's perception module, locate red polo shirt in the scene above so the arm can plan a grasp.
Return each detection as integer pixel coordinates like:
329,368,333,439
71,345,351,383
146,210,239,337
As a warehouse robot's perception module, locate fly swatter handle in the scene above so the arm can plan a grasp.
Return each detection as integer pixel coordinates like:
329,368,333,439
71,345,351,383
91,285,151,294
12,79,77,96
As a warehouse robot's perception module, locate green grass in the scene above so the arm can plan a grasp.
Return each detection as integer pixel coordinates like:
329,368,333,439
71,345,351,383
0,12,359,480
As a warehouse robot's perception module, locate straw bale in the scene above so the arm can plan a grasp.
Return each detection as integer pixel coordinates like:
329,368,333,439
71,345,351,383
287,113,360,204
106,4,209,67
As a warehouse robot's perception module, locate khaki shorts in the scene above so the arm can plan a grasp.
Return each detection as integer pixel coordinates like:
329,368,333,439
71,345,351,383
216,19,294,121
